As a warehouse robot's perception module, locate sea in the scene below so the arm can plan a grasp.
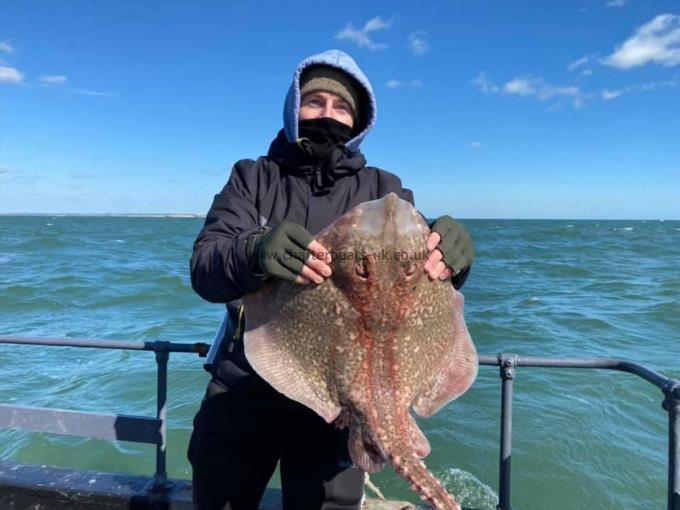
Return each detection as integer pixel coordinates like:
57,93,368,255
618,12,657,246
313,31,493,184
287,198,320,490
1,215,678,510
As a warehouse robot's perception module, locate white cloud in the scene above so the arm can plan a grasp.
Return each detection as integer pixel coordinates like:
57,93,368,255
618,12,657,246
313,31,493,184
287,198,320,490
476,72,584,108
503,78,535,96
639,78,679,90
536,84,581,101
568,56,590,70
74,88,115,97
386,79,423,89
606,0,627,7
408,31,430,56
581,69,594,76
0,41,14,54
503,77,580,101
602,89,622,100
472,72,500,93
335,16,392,51
601,78,679,100
603,14,680,69
40,75,68,85
364,16,391,32
0,65,23,83
568,54,599,72
469,141,482,149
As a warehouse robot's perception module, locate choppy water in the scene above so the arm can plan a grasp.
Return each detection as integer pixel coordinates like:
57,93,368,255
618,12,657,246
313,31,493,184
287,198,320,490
1,216,678,510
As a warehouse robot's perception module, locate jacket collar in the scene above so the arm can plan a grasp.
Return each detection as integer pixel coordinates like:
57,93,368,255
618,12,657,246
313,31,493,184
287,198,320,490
267,130,366,195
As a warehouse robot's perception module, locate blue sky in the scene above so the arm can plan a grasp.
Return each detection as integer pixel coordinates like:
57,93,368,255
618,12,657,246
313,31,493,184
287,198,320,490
1,0,678,219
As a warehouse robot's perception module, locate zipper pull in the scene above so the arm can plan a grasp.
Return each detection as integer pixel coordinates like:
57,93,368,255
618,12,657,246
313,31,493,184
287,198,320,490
295,138,314,157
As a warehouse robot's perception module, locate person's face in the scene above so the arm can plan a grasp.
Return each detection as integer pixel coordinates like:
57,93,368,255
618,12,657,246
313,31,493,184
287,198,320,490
299,91,354,129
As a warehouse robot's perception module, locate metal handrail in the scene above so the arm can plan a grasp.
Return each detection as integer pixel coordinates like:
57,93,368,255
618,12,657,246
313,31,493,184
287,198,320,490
0,334,210,492
478,354,680,510
0,335,678,508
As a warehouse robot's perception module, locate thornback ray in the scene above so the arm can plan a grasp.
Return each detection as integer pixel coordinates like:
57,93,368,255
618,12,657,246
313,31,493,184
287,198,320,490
243,193,478,510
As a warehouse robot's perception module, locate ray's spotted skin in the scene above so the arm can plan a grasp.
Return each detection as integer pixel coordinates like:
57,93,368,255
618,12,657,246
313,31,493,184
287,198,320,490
243,193,478,510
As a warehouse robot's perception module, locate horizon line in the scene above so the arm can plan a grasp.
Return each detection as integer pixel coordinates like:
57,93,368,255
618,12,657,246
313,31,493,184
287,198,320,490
1,213,678,221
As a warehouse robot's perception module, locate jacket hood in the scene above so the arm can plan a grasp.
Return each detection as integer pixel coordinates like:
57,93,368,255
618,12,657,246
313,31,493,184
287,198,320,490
283,49,376,153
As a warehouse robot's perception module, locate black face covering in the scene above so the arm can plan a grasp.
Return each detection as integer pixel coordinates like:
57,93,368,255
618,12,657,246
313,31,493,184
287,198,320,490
297,117,354,160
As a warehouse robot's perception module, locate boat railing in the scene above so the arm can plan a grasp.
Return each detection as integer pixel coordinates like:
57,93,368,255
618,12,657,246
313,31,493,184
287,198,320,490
482,353,679,510
0,334,678,510
0,334,209,495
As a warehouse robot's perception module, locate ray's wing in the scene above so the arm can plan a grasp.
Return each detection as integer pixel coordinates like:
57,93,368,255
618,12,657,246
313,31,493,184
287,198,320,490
413,288,478,418
243,278,362,424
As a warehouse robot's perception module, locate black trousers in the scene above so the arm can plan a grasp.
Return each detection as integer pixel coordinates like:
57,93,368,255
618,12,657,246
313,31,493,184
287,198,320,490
187,380,365,510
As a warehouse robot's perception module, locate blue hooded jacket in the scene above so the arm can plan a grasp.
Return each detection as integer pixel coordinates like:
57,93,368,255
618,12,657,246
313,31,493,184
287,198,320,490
283,49,376,152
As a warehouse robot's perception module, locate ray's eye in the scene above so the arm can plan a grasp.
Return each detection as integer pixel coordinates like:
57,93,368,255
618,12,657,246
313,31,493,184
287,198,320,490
355,259,369,279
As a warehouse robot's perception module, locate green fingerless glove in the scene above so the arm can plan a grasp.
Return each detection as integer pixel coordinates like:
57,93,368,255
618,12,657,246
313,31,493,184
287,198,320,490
429,216,474,275
248,221,314,282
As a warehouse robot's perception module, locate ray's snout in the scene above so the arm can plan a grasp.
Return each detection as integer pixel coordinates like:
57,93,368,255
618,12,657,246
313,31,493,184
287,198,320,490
384,192,400,220
354,193,423,240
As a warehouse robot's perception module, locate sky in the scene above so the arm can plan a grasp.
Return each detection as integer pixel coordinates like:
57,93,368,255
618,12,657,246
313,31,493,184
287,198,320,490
0,0,679,219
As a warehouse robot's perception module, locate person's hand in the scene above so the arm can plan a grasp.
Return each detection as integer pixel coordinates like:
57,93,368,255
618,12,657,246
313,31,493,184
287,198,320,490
250,222,332,285
423,216,474,281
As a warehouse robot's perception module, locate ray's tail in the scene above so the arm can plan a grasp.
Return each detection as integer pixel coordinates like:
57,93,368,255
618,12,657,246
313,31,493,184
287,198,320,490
390,450,461,510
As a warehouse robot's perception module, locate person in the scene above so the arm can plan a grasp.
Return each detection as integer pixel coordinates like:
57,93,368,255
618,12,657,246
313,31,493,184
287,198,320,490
187,49,474,510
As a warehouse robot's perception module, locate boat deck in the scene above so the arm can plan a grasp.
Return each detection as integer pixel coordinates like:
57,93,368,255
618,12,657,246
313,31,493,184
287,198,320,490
0,461,429,510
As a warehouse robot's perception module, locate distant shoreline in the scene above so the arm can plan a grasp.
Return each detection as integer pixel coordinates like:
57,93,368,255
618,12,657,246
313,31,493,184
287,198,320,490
1,214,678,221
0,213,206,218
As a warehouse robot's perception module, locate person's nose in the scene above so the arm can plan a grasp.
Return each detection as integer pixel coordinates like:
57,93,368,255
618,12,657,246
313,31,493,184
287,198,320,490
321,102,333,118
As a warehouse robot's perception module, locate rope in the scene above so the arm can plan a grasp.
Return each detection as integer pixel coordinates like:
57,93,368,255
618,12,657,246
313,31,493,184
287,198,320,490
364,472,386,499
